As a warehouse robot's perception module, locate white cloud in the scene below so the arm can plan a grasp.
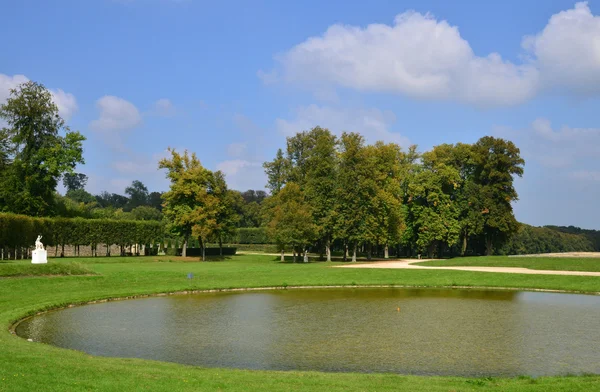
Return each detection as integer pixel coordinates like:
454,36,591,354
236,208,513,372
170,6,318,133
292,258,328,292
267,11,538,107
570,170,600,182
523,2,600,95
216,159,266,191
276,104,410,146
227,143,247,158
0,73,78,120
90,96,141,132
265,3,600,106
152,98,175,117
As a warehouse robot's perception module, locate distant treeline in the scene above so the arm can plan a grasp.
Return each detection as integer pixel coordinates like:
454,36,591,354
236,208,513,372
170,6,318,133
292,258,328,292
499,224,599,255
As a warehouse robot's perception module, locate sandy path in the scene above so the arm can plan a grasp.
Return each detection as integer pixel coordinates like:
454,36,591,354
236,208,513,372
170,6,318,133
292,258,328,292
335,259,600,277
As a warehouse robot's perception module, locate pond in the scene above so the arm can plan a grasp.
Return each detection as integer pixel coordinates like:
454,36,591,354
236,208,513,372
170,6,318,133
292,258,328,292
15,288,600,377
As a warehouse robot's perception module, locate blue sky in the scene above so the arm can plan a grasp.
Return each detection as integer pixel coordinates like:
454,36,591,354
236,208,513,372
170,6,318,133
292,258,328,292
1,0,600,229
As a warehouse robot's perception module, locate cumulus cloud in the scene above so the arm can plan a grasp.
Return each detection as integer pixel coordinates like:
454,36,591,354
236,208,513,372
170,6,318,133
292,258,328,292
264,3,600,106
276,104,410,146
266,11,538,107
227,143,247,158
523,2,600,95
216,159,266,191
152,98,175,117
496,118,600,176
90,96,142,132
0,73,78,120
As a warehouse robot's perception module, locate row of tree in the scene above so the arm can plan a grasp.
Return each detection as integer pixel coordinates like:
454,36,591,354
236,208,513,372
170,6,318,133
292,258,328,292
262,127,524,260
0,213,163,258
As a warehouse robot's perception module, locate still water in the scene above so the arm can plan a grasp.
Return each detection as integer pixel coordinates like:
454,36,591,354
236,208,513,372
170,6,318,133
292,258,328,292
15,288,600,377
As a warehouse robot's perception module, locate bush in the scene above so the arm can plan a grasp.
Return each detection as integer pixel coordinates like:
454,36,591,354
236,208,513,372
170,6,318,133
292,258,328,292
172,247,237,257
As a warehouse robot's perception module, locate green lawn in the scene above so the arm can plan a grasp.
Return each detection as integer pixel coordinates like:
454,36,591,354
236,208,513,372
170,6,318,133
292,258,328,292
1,254,599,391
419,256,600,272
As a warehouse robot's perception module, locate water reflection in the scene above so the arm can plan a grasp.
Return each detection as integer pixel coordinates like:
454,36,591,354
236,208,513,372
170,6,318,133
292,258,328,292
16,288,600,377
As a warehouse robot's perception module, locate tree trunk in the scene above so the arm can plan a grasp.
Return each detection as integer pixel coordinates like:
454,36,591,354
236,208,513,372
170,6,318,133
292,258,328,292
352,242,357,262
182,237,188,258
292,250,297,263
428,242,435,259
384,245,389,259
485,235,493,256
219,236,223,257
326,240,331,262
343,242,348,262
461,234,467,256
303,249,308,263
280,249,285,262
367,244,372,260
61,244,65,258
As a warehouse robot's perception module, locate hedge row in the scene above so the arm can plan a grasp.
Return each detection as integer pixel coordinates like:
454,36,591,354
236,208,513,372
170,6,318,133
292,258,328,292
166,247,237,257
0,213,164,250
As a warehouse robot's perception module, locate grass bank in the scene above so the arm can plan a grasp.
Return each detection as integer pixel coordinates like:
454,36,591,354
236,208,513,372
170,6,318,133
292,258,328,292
1,254,599,391
419,256,600,272
0,262,92,277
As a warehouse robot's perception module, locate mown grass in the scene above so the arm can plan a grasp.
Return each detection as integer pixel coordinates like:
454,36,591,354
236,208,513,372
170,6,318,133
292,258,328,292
1,254,599,391
419,256,600,272
0,262,92,277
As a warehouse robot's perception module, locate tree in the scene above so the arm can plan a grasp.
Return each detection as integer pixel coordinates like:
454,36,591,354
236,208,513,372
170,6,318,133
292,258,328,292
263,148,288,194
159,148,216,258
334,132,368,262
66,188,96,204
130,205,163,221
209,171,240,256
95,191,128,209
148,191,163,211
265,183,317,262
0,81,85,216
63,173,88,192
471,136,525,255
125,180,149,211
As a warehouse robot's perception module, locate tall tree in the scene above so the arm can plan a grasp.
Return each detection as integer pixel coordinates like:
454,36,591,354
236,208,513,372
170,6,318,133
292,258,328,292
0,81,85,216
472,136,524,255
334,132,369,262
159,148,216,258
265,182,317,262
124,180,149,211
63,173,88,192
263,148,288,194
209,171,240,256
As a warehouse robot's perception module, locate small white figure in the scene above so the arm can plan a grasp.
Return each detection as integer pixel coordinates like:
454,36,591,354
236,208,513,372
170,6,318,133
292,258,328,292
32,235,48,264
35,235,44,250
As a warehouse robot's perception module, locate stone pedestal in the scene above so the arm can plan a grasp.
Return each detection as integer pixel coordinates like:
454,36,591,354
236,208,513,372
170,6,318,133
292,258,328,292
32,249,48,264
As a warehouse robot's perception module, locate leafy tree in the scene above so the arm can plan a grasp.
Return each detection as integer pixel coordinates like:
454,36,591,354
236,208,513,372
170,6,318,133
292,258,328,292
471,136,524,255
334,132,368,261
130,205,163,221
148,191,163,211
159,148,216,258
263,148,288,194
95,191,129,209
265,183,317,262
66,188,96,204
124,180,149,211
63,173,88,192
0,81,85,216
209,171,240,256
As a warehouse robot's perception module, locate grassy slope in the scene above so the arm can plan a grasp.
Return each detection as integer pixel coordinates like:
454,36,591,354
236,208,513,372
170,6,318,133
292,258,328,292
419,256,600,272
1,255,599,392
0,262,92,277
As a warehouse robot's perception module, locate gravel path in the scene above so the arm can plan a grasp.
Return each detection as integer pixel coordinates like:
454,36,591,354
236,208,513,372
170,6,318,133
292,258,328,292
335,259,600,277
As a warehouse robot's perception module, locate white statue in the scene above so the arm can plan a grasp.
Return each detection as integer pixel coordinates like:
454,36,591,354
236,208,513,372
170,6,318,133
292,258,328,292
35,235,44,250
32,235,48,264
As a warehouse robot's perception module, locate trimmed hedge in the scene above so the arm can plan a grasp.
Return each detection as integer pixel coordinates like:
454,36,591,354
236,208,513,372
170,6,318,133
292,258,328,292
167,247,237,257
0,213,164,252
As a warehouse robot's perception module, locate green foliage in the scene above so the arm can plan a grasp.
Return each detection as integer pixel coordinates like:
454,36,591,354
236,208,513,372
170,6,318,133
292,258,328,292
0,213,164,251
499,224,594,255
265,183,317,257
0,81,85,216
124,180,149,211
63,173,88,192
